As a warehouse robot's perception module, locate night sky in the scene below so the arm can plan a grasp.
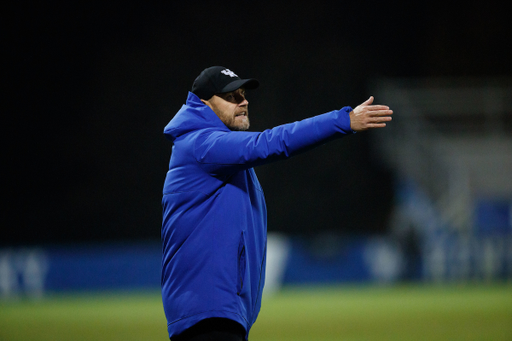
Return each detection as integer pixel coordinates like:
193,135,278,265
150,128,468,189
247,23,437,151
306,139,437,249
5,3,511,245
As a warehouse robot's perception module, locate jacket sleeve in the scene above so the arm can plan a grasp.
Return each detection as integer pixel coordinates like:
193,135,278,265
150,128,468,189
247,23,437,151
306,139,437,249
193,107,354,174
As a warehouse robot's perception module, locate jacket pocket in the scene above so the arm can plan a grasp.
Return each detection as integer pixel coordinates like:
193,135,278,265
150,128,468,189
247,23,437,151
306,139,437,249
237,232,246,295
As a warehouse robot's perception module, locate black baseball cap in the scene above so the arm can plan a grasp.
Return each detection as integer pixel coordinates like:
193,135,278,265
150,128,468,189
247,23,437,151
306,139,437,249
191,66,259,100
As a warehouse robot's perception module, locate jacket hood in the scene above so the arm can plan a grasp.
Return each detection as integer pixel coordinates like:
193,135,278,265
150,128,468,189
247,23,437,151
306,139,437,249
164,92,228,142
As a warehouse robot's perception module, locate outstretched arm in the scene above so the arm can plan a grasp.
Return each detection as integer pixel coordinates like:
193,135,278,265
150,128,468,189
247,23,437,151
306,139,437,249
350,96,393,131
194,107,354,174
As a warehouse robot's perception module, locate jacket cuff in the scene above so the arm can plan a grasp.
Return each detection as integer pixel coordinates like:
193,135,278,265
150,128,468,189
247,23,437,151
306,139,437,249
339,106,356,134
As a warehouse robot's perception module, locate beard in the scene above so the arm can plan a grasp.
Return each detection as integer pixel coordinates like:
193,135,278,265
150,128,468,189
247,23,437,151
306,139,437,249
229,115,250,131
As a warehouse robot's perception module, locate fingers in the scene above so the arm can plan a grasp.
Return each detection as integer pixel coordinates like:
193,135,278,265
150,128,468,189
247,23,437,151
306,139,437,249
356,107,393,117
350,112,392,131
367,123,388,128
367,106,392,112
368,108,393,115
367,115,392,124
364,116,392,129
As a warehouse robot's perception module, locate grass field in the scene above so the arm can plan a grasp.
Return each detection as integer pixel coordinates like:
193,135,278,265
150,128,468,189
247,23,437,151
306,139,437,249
1,283,511,341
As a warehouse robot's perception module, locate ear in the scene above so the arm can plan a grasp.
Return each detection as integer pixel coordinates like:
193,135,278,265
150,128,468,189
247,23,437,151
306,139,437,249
201,98,213,110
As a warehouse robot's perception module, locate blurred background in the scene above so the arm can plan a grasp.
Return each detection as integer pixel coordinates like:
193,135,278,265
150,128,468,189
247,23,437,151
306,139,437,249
2,2,512,340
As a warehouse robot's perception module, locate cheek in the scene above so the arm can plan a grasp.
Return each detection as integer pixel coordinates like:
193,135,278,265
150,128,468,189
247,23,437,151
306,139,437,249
218,108,235,125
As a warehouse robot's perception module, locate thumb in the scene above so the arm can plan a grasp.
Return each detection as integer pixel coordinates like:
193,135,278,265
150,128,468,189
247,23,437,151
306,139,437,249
364,96,374,105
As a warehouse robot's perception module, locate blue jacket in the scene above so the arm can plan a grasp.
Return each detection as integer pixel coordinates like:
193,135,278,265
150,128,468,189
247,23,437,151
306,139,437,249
162,92,354,339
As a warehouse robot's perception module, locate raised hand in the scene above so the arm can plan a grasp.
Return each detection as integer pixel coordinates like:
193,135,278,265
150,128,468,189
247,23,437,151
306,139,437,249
349,96,393,131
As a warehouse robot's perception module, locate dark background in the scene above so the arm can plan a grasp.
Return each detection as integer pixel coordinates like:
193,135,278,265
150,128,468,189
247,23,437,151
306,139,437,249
4,2,511,245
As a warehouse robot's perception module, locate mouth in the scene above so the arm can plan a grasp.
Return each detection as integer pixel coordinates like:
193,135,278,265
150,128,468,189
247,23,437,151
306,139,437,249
235,111,247,117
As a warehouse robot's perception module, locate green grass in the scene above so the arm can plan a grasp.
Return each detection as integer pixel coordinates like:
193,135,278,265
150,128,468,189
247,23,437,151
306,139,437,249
1,284,511,340
253,283,512,341
0,291,168,341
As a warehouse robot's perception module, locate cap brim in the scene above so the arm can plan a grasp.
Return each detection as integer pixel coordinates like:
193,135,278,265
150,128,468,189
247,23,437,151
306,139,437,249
220,78,259,94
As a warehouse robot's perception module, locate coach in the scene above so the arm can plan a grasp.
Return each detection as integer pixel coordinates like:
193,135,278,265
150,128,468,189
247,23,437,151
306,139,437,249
161,66,393,341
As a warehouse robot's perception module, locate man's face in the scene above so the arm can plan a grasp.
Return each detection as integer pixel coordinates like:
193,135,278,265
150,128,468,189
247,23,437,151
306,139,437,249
202,88,250,131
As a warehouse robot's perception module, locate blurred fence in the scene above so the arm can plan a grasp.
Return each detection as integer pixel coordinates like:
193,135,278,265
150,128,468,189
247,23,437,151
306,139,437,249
2,230,511,299
0,242,161,299
0,234,403,299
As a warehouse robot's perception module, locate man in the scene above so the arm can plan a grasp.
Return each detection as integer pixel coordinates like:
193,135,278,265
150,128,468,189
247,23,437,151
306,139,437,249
161,66,392,341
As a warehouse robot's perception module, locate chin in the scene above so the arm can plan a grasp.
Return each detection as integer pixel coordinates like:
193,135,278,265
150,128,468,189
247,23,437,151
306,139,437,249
231,124,250,131
230,118,250,131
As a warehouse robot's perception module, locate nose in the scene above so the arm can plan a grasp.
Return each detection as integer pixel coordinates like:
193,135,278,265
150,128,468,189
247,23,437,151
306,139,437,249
237,93,248,106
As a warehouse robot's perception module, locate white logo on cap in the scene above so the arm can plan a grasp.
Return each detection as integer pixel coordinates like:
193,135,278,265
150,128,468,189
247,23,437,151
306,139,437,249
221,69,238,78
